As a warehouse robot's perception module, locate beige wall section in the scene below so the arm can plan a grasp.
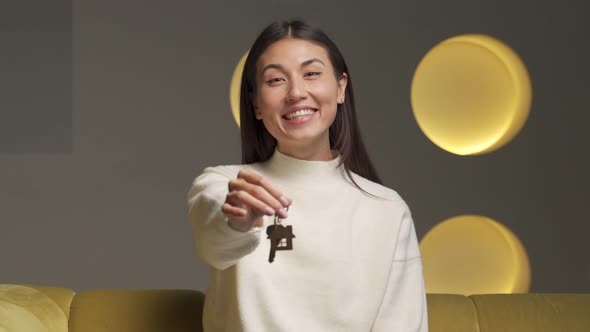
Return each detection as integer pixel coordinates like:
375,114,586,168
0,0,589,293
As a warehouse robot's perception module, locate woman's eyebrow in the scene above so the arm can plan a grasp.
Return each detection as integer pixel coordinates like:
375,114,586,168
261,58,325,75
261,64,283,74
301,58,325,68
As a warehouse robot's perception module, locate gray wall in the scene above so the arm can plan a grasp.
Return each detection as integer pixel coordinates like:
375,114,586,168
1,0,589,293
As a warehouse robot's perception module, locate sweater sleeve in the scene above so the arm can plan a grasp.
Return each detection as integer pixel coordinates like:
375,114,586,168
187,166,265,271
371,203,429,332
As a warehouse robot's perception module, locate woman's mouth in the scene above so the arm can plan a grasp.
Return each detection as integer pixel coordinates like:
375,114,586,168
283,109,317,120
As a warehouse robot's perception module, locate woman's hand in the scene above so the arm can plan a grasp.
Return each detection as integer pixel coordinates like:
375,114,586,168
222,168,292,232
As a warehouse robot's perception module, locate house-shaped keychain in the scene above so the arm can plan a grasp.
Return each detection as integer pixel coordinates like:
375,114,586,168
266,224,295,263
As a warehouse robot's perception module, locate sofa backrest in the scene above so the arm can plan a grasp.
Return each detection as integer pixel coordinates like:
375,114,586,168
3,285,590,332
427,293,590,332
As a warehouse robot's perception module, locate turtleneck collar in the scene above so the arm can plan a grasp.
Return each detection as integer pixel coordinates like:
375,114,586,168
261,147,345,181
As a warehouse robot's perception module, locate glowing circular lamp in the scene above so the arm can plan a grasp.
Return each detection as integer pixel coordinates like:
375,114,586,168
419,215,531,295
411,34,532,155
229,52,249,128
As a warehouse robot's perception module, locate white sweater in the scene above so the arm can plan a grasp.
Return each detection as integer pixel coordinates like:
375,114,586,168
187,148,428,332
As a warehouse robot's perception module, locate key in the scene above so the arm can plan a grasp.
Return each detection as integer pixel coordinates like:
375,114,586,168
266,225,279,263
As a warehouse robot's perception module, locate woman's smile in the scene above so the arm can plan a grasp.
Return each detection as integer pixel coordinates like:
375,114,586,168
282,106,318,124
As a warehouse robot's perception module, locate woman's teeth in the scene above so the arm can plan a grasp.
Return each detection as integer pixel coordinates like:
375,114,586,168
284,109,316,120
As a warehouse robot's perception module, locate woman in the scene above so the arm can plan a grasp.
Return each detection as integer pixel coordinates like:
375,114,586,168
188,20,428,331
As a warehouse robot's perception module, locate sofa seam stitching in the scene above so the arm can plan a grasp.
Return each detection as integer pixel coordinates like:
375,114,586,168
468,295,482,332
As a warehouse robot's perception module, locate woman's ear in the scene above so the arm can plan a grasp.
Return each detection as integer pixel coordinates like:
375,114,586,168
337,73,348,104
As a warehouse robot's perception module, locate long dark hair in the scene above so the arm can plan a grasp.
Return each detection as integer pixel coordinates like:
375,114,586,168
239,20,383,198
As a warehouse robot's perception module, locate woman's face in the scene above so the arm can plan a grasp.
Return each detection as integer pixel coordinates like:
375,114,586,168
254,38,348,154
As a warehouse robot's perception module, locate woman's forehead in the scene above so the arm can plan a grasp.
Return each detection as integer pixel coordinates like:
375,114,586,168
257,38,330,70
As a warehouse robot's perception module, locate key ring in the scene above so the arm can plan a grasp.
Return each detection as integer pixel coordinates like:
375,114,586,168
273,205,289,226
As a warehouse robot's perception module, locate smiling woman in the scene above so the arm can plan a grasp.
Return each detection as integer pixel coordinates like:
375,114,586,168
187,20,428,331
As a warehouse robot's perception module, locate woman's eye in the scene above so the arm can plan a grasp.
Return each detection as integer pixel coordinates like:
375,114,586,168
305,72,321,77
265,77,284,84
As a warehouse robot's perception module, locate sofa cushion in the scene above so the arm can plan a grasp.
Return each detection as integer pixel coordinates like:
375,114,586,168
68,289,205,332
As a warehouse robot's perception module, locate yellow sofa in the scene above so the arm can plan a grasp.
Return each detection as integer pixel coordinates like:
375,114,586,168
1,284,589,331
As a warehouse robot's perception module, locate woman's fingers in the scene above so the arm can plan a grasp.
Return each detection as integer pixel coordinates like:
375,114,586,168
236,168,292,209
226,168,292,217
222,203,255,232
221,203,246,218
229,179,287,218
226,190,278,217
228,170,291,218
223,168,293,233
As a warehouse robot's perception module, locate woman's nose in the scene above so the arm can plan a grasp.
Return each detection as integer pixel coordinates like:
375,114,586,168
286,78,308,102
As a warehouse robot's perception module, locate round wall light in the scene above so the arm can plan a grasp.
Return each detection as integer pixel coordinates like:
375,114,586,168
229,52,249,128
411,34,532,155
419,214,531,295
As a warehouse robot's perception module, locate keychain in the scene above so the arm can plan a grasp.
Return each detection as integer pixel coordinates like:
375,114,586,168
266,205,295,263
